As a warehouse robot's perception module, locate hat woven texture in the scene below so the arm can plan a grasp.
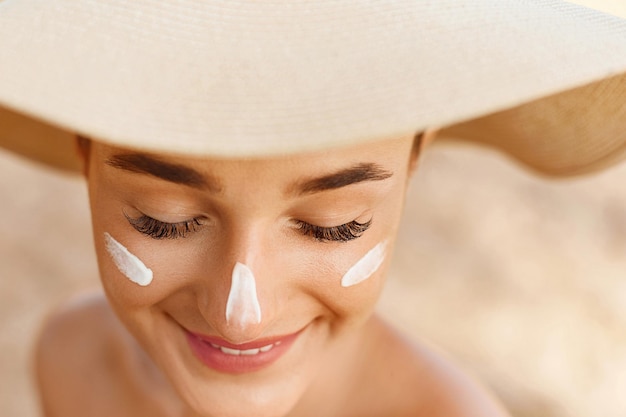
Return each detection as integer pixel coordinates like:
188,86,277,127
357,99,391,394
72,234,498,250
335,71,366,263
1,0,626,176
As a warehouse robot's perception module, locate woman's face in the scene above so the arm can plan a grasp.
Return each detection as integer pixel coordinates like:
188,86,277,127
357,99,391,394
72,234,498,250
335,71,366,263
86,135,418,417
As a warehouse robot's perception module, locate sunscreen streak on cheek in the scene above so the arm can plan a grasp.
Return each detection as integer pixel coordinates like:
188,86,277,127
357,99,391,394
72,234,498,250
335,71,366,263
341,241,387,288
104,232,153,286
226,262,262,327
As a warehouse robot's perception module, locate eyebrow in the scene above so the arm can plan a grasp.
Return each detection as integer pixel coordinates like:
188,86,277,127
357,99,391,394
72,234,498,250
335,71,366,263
293,163,393,195
106,154,392,195
105,153,220,191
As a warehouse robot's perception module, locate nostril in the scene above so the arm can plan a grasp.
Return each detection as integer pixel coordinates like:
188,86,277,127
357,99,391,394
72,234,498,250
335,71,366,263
225,262,262,327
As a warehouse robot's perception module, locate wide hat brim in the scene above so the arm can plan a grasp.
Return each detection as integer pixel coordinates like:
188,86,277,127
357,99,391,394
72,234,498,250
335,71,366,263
1,0,626,176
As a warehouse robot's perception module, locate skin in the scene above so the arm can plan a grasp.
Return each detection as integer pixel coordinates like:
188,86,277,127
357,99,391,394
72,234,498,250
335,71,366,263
34,133,511,417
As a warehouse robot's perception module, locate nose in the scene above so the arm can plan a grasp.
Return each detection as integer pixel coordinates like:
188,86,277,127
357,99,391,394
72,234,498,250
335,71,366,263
196,225,277,344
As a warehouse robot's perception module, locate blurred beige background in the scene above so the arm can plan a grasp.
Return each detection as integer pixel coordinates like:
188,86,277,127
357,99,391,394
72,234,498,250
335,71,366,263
2,142,626,417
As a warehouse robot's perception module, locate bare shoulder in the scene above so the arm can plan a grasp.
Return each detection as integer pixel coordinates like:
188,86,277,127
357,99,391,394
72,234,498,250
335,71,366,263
408,338,511,417
34,291,124,416
34,291,177,417
365,316,511,417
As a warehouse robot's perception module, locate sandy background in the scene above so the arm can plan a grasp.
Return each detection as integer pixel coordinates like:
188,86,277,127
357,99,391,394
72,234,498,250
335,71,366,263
2,142,626,416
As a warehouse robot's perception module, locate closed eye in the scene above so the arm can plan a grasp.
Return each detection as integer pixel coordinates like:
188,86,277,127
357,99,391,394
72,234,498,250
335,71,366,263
295,219,372,242
125,213,204,239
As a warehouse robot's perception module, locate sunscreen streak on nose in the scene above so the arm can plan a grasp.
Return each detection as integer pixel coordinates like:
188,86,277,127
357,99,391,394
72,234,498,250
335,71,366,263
341,241,387,287
104,232,153,286
226,262,262,327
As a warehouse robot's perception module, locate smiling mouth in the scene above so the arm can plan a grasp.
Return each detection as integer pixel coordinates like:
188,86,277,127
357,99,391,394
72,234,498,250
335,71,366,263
209,341,281,356
184,329,303,373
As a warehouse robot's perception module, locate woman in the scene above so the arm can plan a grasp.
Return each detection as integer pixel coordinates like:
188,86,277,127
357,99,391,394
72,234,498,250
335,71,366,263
36,132,514,417
1,1,626,416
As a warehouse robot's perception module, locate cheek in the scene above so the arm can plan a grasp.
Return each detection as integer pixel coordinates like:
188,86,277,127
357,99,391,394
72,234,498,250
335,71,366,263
291,240,390,320
95,229,198,311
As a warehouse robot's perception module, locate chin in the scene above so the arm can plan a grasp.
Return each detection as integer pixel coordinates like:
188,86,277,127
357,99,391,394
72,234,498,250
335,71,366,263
188,397,298,417
177,372,308,417
146,317,324,417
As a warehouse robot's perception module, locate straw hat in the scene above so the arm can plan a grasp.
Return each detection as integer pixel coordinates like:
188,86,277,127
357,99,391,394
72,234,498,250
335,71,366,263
1,0,626,176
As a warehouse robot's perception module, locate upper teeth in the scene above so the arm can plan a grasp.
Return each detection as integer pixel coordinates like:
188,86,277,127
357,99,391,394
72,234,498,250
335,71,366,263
210,342,277,356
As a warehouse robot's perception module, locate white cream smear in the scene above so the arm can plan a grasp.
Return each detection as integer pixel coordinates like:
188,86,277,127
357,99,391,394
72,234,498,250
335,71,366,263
341,241,388,287
225,262,262,327
104,232,153,286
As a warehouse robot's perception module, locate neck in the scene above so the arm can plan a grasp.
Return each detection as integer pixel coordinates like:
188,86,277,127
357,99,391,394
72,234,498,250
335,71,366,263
284,316,379,417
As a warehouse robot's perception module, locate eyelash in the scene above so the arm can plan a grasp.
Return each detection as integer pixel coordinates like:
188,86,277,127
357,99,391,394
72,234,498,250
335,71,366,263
125,214,203,240
126,213,372,242
295,219,372,242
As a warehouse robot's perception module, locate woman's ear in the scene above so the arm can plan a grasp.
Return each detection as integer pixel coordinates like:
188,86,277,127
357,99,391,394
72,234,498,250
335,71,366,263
75,135,92,177
408,128,438,176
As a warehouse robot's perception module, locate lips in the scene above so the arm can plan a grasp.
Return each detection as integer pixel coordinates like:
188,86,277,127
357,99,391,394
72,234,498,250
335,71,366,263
208,341,277,356
185,328,303,374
